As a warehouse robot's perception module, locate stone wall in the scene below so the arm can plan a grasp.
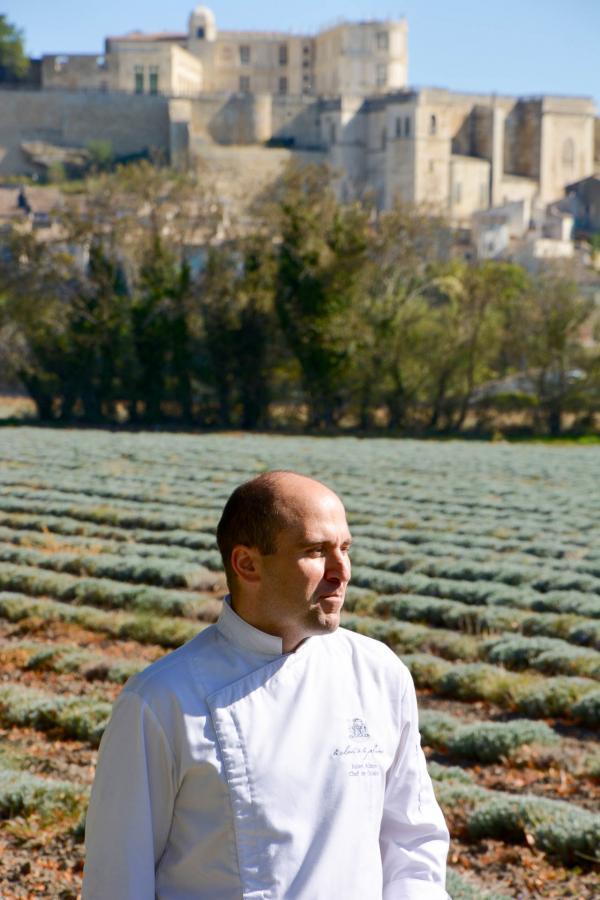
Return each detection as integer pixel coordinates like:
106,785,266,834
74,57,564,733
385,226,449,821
504,100,541,179
539,97,596,203
187,92,320,147
0,89,171,175
41,54,112,91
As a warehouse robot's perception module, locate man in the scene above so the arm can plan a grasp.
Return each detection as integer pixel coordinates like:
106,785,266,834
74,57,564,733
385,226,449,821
83,471,450,899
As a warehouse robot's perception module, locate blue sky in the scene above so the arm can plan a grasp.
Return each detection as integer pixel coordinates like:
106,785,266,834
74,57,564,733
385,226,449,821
6,1,599,107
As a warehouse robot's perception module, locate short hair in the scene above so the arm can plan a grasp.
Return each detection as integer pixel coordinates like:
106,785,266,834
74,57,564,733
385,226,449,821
216,471,291,588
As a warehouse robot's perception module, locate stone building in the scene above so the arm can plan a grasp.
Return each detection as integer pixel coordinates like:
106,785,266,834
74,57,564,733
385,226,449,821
42,7,408,100
2,6,596,229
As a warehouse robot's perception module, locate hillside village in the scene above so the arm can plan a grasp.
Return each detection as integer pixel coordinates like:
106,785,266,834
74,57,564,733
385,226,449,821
1,6,600,269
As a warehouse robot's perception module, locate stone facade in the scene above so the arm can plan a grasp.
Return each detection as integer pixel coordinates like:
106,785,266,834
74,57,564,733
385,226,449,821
0,91,171,175
42,7,407,100
1,6,596,229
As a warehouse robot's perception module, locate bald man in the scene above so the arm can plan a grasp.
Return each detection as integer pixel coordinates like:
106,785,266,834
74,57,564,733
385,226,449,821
83,472,450,900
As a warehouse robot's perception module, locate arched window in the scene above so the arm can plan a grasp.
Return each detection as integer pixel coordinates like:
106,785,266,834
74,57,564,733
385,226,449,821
562,138,575,169
429,114,437,136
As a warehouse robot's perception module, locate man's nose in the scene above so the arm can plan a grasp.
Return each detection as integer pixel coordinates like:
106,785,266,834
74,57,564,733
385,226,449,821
326,548,351,582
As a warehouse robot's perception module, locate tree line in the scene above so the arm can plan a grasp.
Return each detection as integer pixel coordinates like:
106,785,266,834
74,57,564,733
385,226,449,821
1,161,598,436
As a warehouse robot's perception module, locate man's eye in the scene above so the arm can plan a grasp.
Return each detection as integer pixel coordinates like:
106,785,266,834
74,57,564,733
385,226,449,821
307,547,324,556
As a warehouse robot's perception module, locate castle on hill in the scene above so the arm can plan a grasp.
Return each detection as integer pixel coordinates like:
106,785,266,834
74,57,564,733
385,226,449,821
1,6,597,244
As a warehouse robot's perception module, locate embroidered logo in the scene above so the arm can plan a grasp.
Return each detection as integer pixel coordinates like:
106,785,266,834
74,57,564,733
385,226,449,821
349,717,371,741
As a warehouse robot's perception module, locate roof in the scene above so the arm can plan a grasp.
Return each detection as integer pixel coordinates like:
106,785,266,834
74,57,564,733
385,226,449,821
566,174,600,191
106,31,187,43
0,186,63,222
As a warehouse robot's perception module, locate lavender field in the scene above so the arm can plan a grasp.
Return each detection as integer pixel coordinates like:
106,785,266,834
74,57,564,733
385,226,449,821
0,429,599,898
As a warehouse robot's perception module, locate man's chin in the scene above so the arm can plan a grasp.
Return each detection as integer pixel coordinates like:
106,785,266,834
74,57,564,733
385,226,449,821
313,608,342,634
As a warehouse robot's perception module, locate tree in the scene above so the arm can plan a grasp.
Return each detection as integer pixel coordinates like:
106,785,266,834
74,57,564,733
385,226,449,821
273,163,369,428
0,16,29,81
195,237,277,429
348,201,451,430
0,162,222,424
526,273,595,435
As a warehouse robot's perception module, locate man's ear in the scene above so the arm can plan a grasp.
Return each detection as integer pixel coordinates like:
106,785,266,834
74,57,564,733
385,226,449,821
230,545,262,585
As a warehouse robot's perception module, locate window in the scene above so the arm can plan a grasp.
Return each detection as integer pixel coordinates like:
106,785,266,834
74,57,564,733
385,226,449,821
404,116,411,137
54,55,69,72
376,64,387,87
279,44,288,65
278,76,288,95
376,31,389,51
239,75,250,93
302,57,311,68
134,66,144,94
381,128,387,150
196,26,205,39
96,55,106,69
395,117,402,138
303,44,311,55
149,66,159,95
429,114,437,135
329,122,336,144
239,45,250,64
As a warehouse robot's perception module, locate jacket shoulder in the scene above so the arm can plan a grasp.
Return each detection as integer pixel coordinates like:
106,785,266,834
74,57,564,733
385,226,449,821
122,623,219,704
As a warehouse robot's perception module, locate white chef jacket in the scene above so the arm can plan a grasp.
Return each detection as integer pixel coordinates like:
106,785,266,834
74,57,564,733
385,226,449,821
83,598,450,900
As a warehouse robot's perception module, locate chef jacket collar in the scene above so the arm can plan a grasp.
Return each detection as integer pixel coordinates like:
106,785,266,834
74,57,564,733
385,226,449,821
217,595,284,657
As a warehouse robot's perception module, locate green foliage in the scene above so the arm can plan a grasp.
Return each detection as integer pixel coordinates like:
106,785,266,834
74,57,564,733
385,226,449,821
0,561,218,617
571,689,600,727
0,683,111,745
513,676,597,719
0,592,206,648
419,710,457,747
445,870,511,900
272,162,369,427
86,140,114,173
0,15,29,80
448,720,558,763
420,710,558,762
0,770,88,823
436,778,600,865
0,160,598,432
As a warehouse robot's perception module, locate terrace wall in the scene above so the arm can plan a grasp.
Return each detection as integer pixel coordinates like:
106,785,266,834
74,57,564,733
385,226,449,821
0,89,170,175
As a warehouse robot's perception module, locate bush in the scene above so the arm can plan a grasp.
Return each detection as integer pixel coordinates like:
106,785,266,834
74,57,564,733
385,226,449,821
0,770,88,823
514,677,597,719
448,720,558,763
571,689,600,727
419,711,457,748
446,870,511,900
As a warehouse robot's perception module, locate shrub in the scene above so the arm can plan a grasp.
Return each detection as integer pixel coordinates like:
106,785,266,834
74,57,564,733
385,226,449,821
0,683,111,745
0,770,88,822
448,720,558,763
571,689,600,727
445,870,511,900
514,677,597,720
419,711,457,748
437,663,513,704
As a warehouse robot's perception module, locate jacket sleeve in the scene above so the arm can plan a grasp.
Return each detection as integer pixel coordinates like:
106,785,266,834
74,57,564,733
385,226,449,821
82,689,177,900
380,668,451,900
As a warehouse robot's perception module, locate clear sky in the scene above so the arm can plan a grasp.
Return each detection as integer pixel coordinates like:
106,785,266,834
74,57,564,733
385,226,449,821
5,1,599,108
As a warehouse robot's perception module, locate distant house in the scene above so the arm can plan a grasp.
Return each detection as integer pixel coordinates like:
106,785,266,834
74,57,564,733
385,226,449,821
565,175,600,233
